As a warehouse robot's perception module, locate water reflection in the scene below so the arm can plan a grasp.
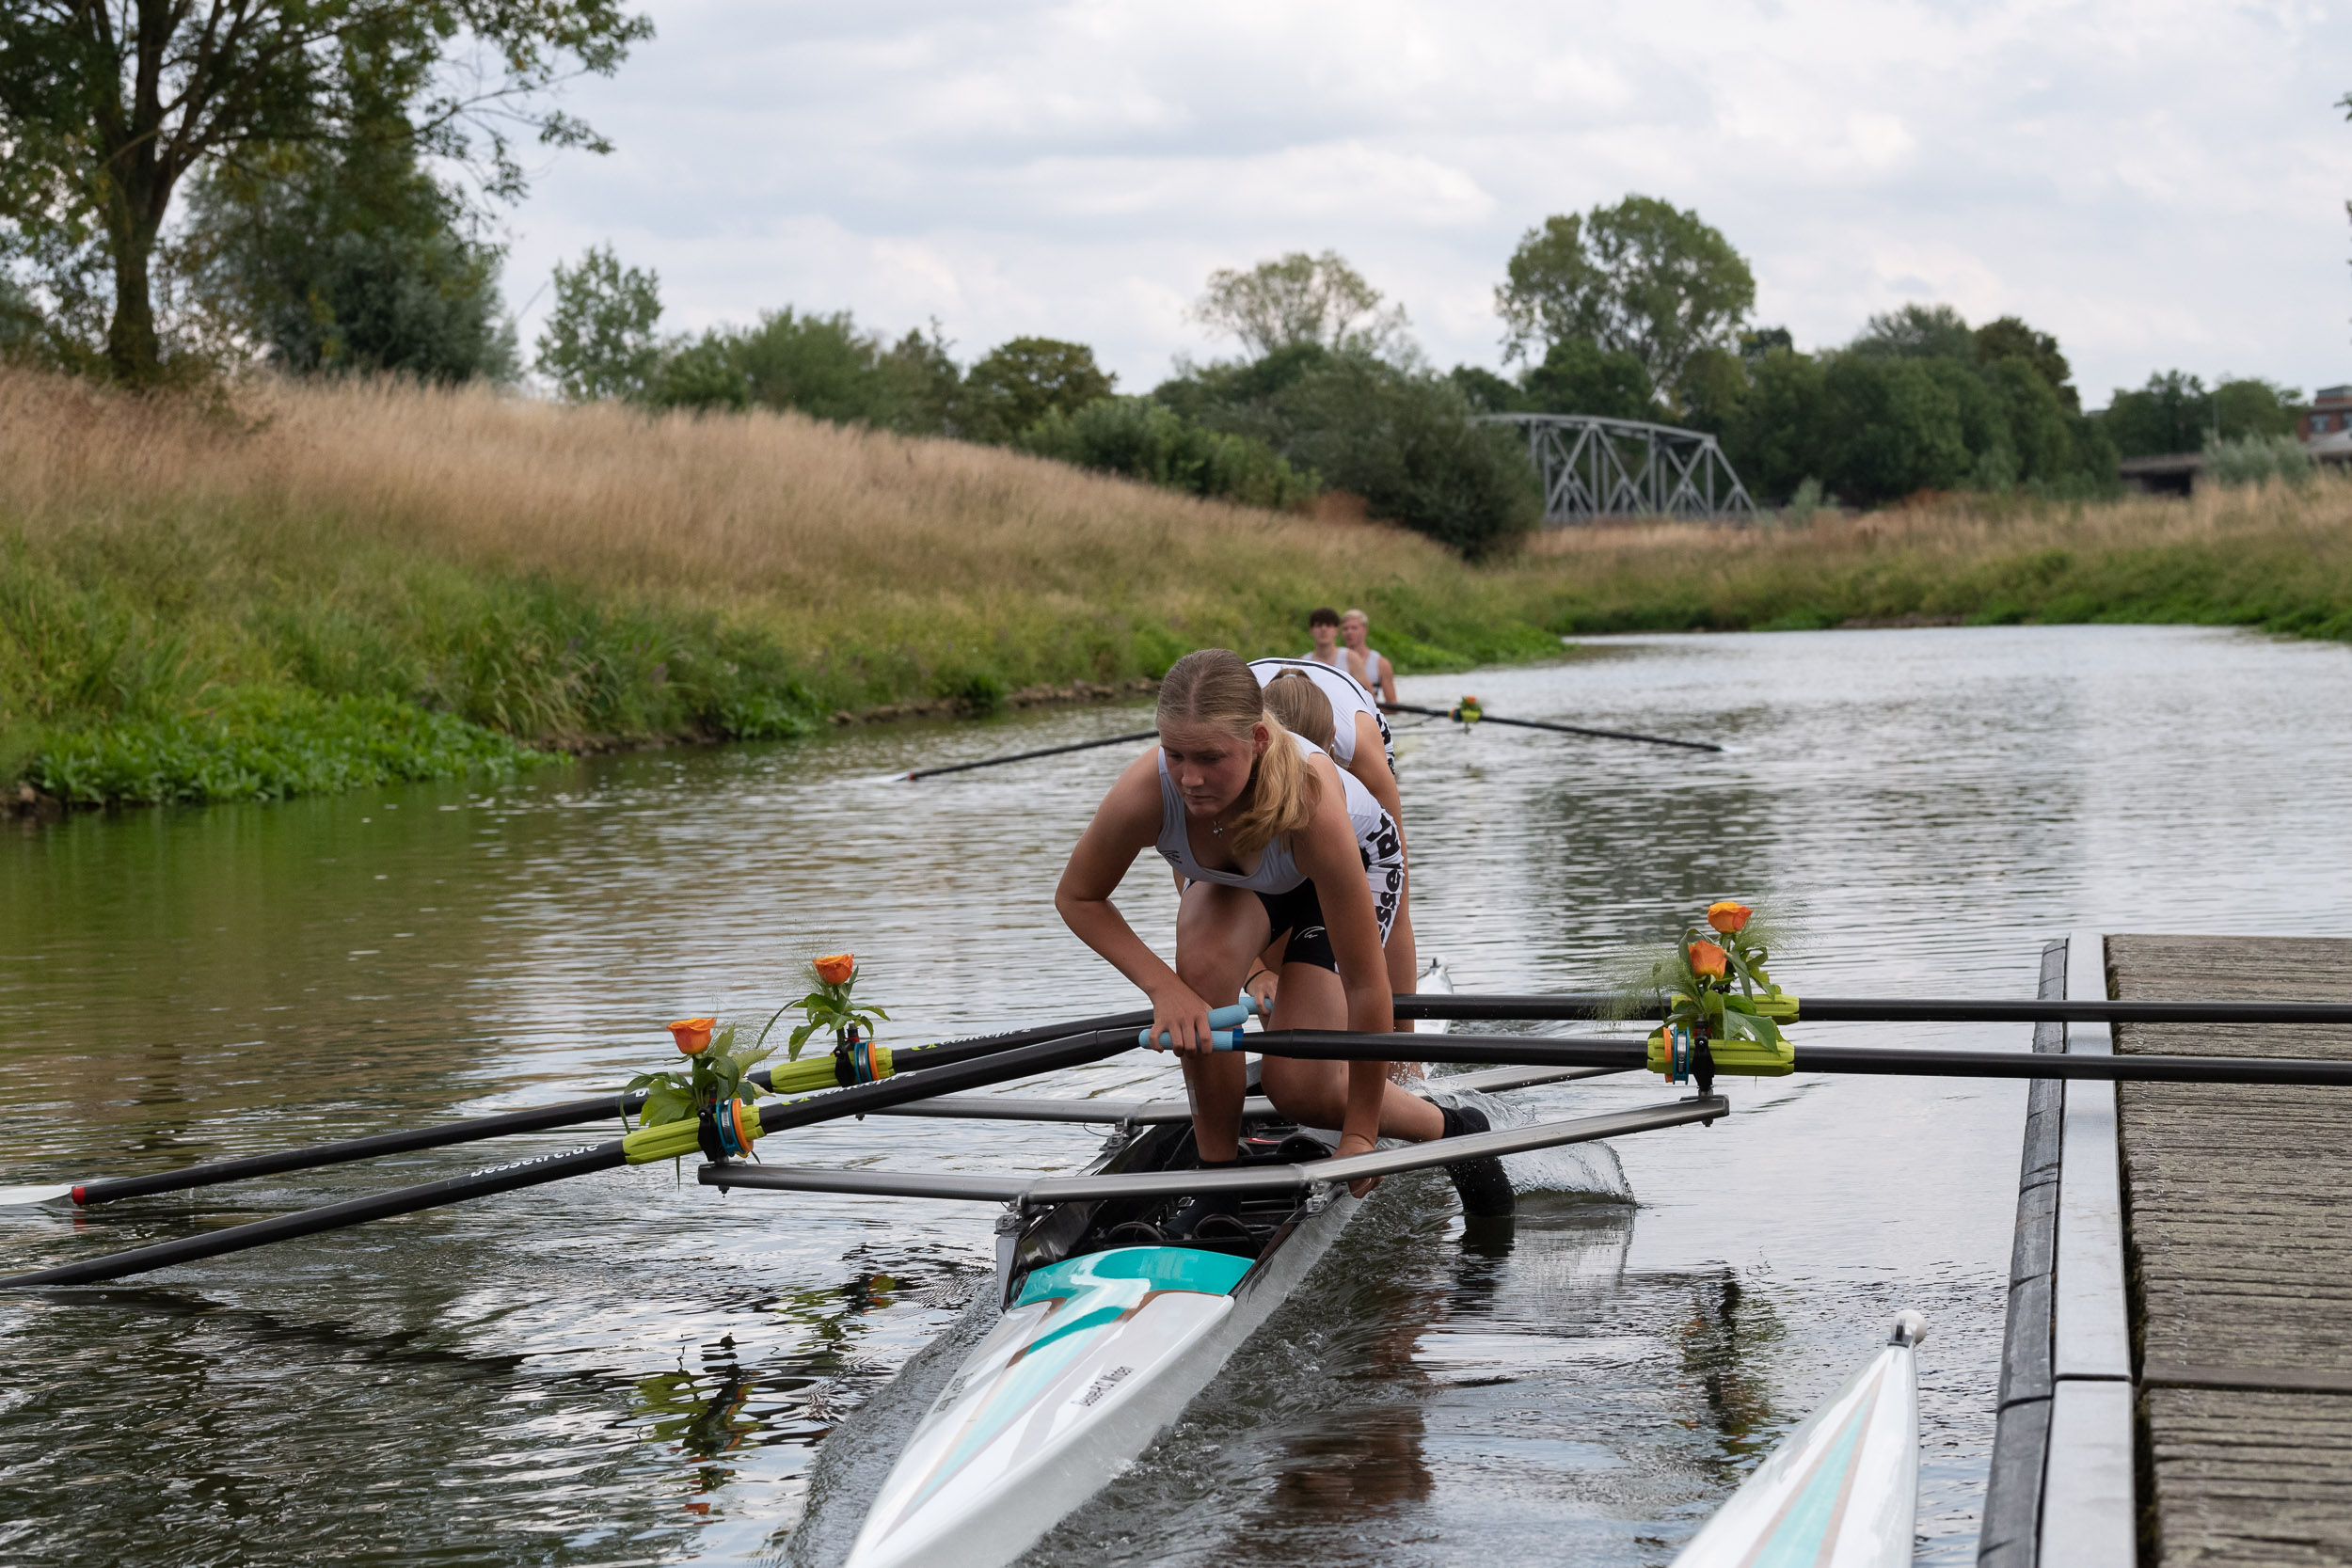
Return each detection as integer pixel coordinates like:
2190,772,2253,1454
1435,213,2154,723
1675,1270,1788,1471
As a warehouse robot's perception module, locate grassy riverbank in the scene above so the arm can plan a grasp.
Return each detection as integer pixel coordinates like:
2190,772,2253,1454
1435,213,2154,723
1528,481,2352,641
0,370,1558,803
4,369,2346,807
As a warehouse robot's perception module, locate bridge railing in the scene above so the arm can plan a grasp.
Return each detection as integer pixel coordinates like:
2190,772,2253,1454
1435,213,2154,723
1476,413,1756,524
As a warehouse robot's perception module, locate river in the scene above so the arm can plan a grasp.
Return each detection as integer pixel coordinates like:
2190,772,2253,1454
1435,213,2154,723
4,623,2348,1566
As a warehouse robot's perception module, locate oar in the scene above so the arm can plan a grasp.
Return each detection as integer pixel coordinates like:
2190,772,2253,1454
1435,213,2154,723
0,1025,1144,1290
1392,993,2352,1024
0,1007,1152,1211
1383,701,1722,754
1242,1030,2352,1085
901,730,1156,782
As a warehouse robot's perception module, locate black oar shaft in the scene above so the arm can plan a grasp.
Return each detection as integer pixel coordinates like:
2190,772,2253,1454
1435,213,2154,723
753,1027,1134,1132
1384,703,1721,754
6,1143,626,1289
65,1009,1154,1208
906,730,1155,782
1253,1031,2352,1085
1391,994,2352,1025
3,1028,1141,1290
71,1093,640,1207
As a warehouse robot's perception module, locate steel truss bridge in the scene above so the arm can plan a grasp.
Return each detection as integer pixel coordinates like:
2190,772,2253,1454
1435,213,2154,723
1479,414,1756,524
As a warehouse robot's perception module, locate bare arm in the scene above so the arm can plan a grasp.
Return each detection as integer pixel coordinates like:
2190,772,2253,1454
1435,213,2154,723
1291,756,1393,1153
1055,749,1216,1052
1377,656,1398,707
1345,712,1406,857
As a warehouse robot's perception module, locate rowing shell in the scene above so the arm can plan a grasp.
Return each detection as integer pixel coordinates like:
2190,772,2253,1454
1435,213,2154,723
843,960,1455,1568
1671,1311,1927,1568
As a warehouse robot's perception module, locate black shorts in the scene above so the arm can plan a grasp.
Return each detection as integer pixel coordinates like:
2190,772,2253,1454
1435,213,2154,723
1255,868,1399,974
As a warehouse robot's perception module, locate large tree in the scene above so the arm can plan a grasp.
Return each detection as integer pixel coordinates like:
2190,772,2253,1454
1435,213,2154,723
1494,197,1754,393
1193,250,1408,360
0,0,649,382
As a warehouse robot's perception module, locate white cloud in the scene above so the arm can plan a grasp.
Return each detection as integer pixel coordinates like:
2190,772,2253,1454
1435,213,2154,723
501,0,2352,403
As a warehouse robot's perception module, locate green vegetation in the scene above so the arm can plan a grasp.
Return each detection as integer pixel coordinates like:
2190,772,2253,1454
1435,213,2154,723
0,0,646,382
1493,197,1756,390
31,689,554,806
1018,397,1318,510
2100,370,2305,457
0,369,1565,807
5,365,2346,813
1527,483,2352,642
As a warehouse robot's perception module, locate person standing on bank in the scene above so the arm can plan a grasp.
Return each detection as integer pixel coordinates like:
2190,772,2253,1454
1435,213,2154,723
1339,608,1398,707
1054,649,1508,1232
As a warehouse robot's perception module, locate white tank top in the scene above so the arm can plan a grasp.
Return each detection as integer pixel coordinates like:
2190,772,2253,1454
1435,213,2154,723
1154,735,1393,894
1248,657,1392,768
1344,645,1386,689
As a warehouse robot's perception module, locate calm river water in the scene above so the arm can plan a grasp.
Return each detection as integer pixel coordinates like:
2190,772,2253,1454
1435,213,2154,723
5,624,2350,1567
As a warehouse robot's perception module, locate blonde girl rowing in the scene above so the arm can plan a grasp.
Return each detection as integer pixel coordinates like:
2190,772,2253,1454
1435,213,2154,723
1056,650,1502,1230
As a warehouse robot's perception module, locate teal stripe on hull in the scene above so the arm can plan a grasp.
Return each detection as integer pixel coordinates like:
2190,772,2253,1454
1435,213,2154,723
1015,1245,1254,1307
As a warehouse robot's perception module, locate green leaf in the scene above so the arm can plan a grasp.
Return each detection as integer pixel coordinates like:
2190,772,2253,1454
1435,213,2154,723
641,1085,692,1127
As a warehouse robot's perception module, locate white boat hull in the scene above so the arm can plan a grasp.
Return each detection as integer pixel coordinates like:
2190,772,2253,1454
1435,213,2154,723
1671,1312,1925,1568
846,1198,1358,1568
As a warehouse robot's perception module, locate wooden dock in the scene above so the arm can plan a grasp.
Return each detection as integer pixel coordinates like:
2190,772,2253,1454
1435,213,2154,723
1980,933,2352,1566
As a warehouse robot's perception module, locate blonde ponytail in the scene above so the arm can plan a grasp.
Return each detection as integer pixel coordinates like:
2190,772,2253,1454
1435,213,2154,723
1157,648,1320,857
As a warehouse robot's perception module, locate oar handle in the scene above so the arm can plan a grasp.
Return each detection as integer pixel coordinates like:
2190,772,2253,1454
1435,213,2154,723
1137,996,1259,1050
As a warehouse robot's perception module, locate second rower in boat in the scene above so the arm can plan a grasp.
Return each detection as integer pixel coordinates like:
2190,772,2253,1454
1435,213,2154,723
1056,649,1510,1235
1256,670,1422,1081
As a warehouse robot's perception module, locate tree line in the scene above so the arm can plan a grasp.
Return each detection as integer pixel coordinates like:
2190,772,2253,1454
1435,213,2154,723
0,6,2320,556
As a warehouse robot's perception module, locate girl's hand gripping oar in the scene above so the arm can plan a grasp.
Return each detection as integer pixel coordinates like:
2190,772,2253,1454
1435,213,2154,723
1138,995,1260,1053
0,1006,1154,1212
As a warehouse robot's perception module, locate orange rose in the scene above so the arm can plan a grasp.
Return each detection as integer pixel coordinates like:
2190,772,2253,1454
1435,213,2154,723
1688,941,1729,979
1707,901,1753,935
667,1018,715,1055
814,953,855,986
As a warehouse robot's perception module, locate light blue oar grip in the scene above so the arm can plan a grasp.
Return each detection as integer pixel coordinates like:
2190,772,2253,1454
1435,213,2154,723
1138,999,1257,1050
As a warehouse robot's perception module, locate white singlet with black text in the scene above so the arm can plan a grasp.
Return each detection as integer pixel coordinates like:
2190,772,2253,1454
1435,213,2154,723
1248,657,1394,770
1153,735,1404,944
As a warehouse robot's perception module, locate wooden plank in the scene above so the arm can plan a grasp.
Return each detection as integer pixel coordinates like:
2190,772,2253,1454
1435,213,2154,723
2109,934,2352,1565
2142,1387,2352,1565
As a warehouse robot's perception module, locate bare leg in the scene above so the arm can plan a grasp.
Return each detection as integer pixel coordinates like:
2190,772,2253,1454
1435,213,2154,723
1255,963,1444,1141
1172,882,1272,1163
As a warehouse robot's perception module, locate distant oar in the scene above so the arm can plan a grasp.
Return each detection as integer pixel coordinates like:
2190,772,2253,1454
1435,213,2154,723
0,1008,1151,1211
1245,1030,2352,1085
902,730,1156,782
1384,702,1721,754
1393,993,2352,1024
0,1026,1139,1290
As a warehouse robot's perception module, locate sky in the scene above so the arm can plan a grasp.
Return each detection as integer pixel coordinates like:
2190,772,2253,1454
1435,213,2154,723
497,0,2352,408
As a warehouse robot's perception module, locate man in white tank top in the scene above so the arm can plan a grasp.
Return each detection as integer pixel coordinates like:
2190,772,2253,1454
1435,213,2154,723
1339,609,1396,707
